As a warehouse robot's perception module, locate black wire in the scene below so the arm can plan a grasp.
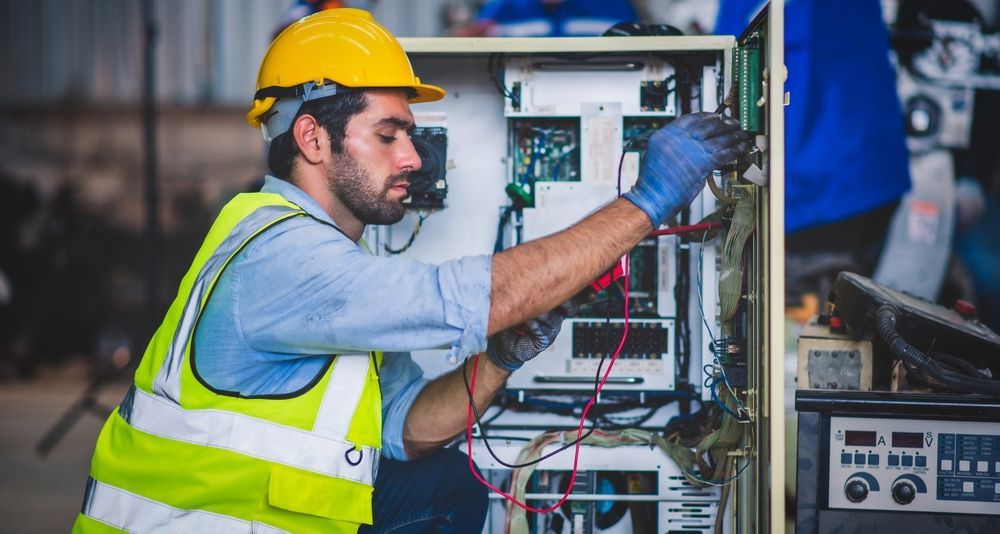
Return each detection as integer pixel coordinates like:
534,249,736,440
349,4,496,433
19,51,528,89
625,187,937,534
462,145,627,469
675,208,692,403
493,206,514,253
596,406,660,429
462,282,617,469
384,214,425,254
462,355,603,469
474,434,533,442
929,351,988,379
487,53,518,106
481,403,508,427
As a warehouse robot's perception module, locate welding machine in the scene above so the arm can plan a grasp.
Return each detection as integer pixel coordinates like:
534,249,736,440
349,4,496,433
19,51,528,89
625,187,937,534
795,272,1000,533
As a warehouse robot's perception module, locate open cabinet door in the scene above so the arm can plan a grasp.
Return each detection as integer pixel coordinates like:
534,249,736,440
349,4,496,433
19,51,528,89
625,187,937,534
709,1,787,532
730,2,787,532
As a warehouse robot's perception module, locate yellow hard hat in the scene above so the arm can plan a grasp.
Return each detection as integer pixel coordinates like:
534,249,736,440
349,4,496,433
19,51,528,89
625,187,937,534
246,8,445,141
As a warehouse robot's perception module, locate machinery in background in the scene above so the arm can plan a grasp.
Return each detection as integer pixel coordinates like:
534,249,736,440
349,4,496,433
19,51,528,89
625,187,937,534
404,126,449,209
405,112,450,210
875,1,1000,300
796,271,1000,533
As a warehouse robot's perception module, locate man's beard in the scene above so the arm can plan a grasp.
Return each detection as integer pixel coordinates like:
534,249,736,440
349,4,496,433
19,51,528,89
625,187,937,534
326,151,409,226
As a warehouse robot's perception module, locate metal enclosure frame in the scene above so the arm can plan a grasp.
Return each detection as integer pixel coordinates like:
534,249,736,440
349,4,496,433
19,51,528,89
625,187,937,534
394,4,785,527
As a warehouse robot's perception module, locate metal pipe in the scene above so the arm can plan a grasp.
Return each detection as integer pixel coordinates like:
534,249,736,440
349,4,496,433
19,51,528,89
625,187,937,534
141,0,160,332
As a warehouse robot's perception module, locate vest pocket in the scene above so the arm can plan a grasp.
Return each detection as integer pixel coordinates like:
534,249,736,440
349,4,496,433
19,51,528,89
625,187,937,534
266,464,374,525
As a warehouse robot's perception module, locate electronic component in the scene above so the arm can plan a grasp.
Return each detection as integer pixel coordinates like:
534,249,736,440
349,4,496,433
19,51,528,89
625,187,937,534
503,56,677,117
404,125,448,209
797,273,1000,531
574,241,661,320
797,391,1000,532
639,80,672,112
734,31,763,133
509,118,579,207
507,318,676,392
571,320,669,359
829,414,1000,515
623,117,670,150
475,442,721,534
833,272,1000,362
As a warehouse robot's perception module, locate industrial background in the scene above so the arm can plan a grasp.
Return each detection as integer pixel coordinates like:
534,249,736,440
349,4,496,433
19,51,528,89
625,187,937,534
1,1,998,532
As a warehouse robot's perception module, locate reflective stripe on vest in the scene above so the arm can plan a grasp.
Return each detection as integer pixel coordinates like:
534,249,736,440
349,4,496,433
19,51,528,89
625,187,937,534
79,194,383,532
135,201,378,482
120,385,376,484
81,477,287,533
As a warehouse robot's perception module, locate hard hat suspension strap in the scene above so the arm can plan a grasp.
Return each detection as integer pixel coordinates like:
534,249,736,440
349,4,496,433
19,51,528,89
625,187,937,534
258,81,360,143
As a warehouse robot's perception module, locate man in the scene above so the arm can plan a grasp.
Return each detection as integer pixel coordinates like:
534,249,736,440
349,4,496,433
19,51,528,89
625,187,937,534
74,8,745,533
716,0,911,300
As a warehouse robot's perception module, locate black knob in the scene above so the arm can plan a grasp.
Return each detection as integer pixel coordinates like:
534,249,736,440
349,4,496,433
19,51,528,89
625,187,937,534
892,481,916,505
845,479,869,503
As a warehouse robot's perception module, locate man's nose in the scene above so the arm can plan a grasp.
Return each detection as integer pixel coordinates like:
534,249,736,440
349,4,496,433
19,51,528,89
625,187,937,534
398,136,422,173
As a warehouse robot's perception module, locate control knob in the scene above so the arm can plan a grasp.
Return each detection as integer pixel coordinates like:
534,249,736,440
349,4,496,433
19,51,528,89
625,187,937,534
845,479,869,503
892,480,916,505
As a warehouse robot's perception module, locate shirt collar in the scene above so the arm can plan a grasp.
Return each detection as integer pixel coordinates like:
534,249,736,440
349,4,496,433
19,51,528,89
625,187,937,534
260,175,341,229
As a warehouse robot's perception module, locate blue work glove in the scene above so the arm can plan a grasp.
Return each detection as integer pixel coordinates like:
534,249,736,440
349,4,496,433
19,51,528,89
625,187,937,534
486,300,578,371
624,112,748,225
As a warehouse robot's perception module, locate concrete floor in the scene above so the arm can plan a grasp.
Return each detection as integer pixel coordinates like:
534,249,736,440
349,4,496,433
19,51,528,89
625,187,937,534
0,364,129,533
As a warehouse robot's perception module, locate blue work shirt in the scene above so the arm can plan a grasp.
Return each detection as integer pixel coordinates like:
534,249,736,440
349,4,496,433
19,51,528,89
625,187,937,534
193,176,492,461
716,0,911,233
477,0,636,37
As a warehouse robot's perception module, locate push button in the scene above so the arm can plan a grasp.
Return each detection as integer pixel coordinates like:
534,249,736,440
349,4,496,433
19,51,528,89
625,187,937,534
855,453,866,465
941,459,953,471
915,456,927,467
959,460,971,471
841,453,853,464
888,454,900,466
902,456,913,467
868,454,880,466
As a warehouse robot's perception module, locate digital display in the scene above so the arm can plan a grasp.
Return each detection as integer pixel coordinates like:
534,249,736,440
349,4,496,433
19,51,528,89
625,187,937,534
845,430,877,446
892,432,924,448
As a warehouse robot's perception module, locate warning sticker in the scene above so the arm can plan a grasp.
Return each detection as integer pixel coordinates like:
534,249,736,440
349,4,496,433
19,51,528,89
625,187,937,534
905,199,940,244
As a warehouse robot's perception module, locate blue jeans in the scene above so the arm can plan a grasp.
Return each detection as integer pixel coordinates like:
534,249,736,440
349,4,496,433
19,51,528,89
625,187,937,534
359,447,489,534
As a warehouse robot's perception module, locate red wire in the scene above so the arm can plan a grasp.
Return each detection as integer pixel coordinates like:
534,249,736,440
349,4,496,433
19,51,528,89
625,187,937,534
465,254,631,514
648,221,721,237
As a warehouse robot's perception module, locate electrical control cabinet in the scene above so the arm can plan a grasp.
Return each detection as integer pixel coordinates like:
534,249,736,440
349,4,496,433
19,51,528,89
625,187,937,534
387,3,784,532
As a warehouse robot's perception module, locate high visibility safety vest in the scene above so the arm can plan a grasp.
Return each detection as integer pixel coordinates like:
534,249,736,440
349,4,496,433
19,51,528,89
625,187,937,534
74,193,384,533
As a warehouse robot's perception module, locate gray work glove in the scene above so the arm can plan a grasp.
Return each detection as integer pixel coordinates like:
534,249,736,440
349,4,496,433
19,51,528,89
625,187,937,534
624,112,748,226
486,299,578,371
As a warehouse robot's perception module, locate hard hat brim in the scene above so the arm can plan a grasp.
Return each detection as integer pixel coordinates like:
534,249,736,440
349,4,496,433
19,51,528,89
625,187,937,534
410,82,446,104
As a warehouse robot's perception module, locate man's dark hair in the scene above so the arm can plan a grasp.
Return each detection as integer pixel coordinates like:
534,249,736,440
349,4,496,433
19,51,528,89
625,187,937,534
266,91,371,180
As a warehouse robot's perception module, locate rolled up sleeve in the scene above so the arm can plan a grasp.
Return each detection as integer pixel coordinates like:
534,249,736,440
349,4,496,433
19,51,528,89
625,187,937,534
236,218,492,359
437,255,492,358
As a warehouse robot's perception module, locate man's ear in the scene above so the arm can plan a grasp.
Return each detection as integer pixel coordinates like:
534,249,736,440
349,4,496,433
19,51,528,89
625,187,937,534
292,114,327,165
